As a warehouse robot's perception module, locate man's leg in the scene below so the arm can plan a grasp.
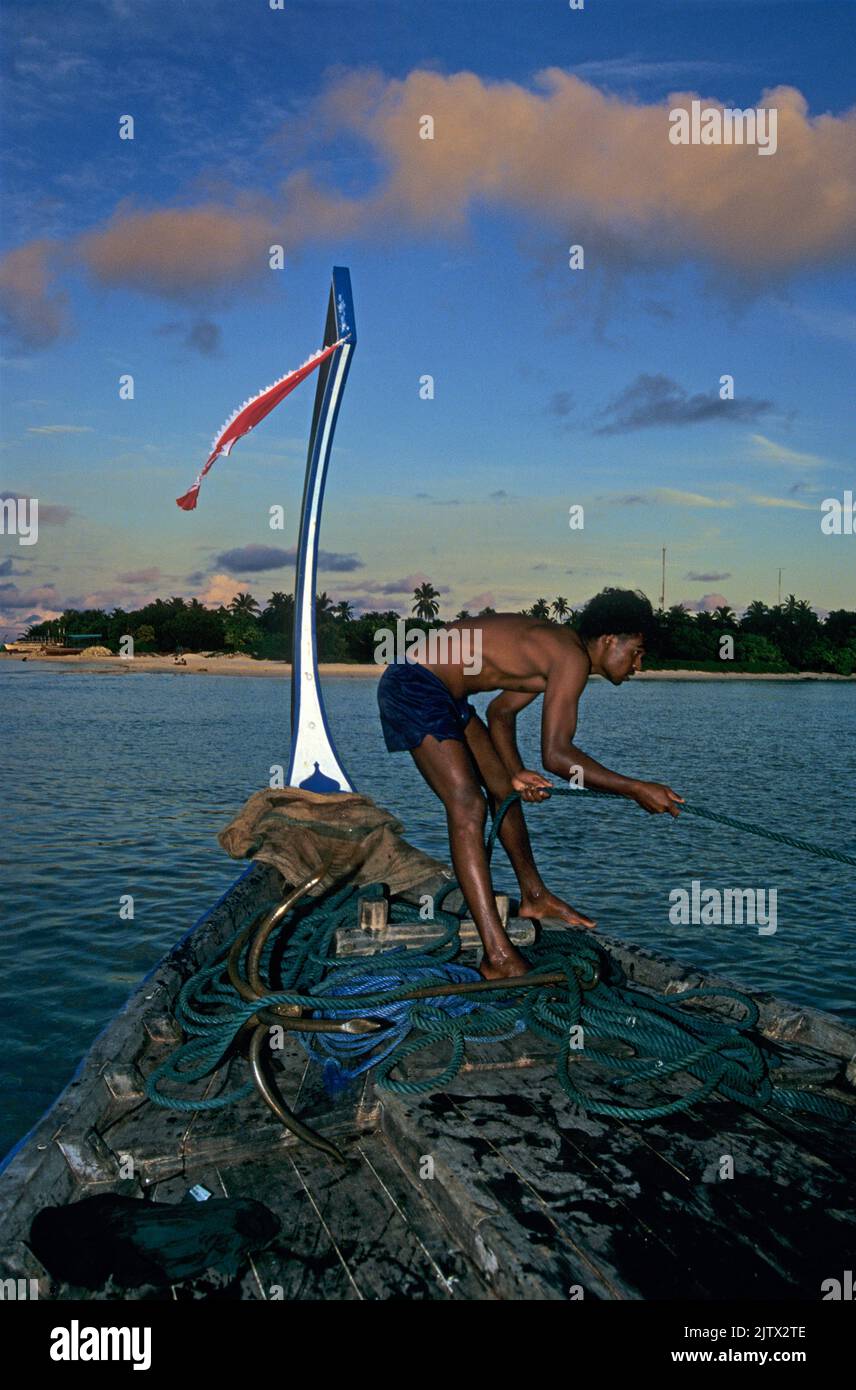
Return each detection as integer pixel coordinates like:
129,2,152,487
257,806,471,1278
463,713,596,929
409,734,529,978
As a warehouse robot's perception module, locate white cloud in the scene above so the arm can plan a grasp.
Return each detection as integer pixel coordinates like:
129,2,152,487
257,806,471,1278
27,424,94,435
653,488,733,509
746,493,815,510
749,434,826,469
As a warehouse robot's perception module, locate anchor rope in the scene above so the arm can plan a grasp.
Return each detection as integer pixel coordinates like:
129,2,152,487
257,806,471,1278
145,791,854,1127
533,786,856,869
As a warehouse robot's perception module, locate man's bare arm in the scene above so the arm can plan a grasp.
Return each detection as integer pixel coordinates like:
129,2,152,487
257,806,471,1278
486,689,539,777
540,655,634,791
540,653,683,815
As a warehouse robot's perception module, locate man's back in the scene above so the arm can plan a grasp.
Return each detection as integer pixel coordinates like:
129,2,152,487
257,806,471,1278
417,613,589,698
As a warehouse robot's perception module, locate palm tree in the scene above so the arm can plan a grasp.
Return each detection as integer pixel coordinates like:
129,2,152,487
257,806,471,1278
742,600,769,634
261,591,294,635
59,608,81,643
713,605,736,629
230,593,260,618
412,582,440,621
531,598,551,620
315,592,335,619
552,596,570,621
334,600,353,622
266,591,293,614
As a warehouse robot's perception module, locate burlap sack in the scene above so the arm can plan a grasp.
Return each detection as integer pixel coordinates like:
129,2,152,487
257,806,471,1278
218,787,450,897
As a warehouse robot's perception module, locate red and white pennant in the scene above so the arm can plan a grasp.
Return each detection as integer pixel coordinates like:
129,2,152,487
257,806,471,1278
176,337,346,511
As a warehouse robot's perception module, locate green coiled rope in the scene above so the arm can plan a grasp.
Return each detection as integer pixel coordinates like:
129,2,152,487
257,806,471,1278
146,791,854,1127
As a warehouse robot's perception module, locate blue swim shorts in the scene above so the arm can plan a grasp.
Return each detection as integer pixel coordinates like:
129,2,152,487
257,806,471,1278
377,662,476,753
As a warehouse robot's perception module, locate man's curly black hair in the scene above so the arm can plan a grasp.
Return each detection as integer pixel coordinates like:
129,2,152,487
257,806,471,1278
577,588,654,642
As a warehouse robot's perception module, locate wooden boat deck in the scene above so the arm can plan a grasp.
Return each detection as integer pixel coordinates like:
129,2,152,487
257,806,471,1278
1,864,854,1301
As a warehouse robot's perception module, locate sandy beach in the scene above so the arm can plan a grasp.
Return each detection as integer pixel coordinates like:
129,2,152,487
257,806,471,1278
3,653,853,680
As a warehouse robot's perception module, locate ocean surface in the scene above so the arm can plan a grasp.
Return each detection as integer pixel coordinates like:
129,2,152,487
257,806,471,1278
2,662,855,1159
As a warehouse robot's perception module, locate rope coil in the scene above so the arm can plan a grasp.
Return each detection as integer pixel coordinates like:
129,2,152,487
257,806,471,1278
145,792,854,1130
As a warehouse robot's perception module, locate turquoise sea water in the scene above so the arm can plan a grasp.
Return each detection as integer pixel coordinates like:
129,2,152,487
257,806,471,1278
2,662,855,1158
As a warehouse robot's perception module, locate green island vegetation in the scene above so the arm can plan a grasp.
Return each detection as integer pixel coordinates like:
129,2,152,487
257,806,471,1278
21,585,856,675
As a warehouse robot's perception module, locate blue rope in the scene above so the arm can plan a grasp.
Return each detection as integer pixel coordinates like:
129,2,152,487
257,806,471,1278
298,948,530,1095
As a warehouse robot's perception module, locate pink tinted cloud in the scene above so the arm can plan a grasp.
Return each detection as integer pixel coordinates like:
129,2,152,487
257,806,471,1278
680,592,731,612
4,71,855,348
0,492,73,524
462,592,497,612
193,573,245,609
0,582,61,611
305,69,856,270
77,202,279,301
0,240,71,349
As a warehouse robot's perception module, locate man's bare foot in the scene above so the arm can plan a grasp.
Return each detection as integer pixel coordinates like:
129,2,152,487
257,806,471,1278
479,947,531,980
519,889,597,930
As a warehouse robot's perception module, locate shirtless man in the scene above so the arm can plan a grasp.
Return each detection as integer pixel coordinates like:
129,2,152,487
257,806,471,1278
377,588,683,978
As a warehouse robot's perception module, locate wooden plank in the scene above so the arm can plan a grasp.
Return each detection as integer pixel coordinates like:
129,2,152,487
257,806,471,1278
102,1035,376,1185
335,912,535,957
378,1054,855,1300
286,1136,487,1300
352,1136,492,1299
602,1078,855,1295
740,1098,856,1178
212,1135,489,1300
216,1152,362,1301
380,1078,622,1300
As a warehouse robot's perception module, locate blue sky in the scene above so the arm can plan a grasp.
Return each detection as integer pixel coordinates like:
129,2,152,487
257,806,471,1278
1,0,854,639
